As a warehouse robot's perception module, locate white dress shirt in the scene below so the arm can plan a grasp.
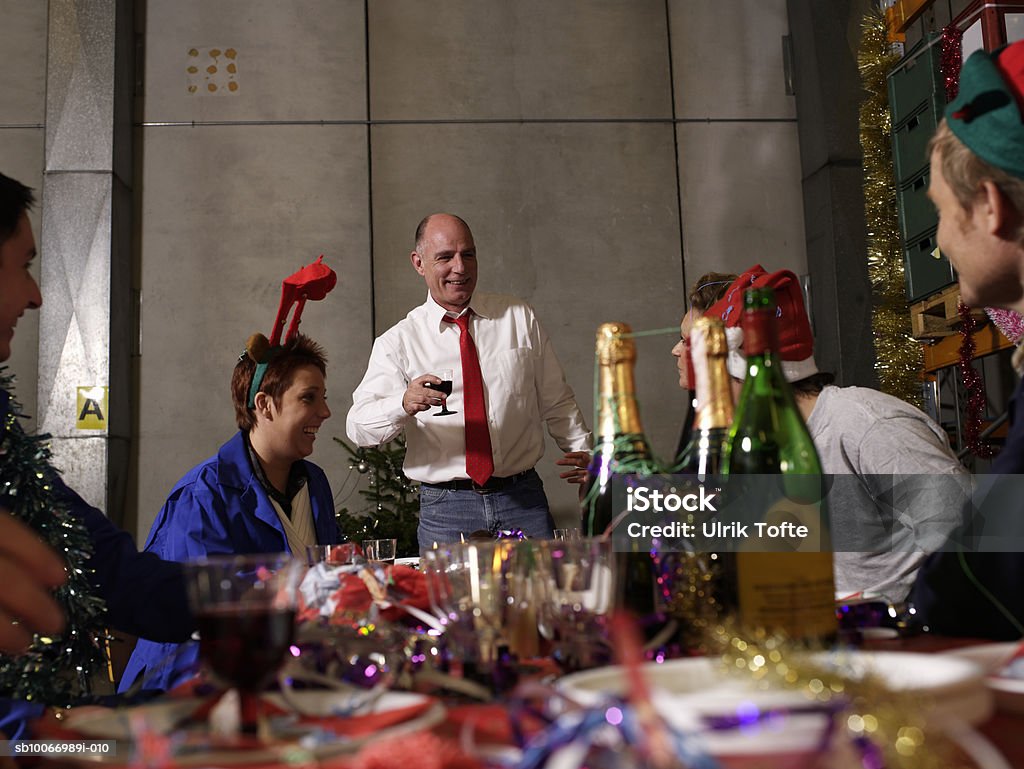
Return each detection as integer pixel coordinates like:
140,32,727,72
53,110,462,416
347,292,592,483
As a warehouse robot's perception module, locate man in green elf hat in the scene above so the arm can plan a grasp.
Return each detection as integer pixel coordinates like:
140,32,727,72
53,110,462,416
913,39,1024,638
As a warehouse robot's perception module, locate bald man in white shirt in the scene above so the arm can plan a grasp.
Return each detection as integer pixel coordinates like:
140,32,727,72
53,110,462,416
347,213,592,548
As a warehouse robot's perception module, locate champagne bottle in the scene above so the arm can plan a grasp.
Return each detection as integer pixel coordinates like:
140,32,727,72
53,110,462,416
675,317,734,481
722,287,836,642
669,317,735,652
581,322,659,536
581,322,660,627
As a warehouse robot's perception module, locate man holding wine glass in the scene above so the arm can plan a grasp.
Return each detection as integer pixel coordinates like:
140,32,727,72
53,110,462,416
347,213,592,548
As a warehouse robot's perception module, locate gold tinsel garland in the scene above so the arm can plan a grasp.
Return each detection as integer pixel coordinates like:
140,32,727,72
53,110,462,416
710,624,967,768
859,10,925,408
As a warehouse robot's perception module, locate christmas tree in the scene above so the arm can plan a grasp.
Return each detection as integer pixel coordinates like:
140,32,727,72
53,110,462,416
334,436,420,557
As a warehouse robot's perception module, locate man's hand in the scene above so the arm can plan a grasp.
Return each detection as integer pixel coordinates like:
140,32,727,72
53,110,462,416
556,450,591,485
403,374,446,416
0,510,66,653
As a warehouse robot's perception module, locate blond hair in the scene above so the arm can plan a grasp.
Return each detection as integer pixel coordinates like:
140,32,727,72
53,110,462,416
929,119,1024,243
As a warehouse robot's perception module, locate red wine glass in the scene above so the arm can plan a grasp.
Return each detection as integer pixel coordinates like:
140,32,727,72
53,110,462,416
426,368,456,416
184,553,305,736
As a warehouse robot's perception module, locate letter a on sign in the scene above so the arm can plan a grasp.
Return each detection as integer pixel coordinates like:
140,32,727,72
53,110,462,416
76,386,109,430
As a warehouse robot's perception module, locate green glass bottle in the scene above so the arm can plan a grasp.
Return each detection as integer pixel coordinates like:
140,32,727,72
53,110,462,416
722,287,836,642
581,322,661,626
581,322,660,537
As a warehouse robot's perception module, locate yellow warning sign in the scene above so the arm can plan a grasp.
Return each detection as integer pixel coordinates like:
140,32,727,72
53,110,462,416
76,386,108,430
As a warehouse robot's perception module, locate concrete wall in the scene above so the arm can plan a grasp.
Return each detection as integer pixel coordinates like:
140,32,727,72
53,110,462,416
2,0,810,539
0,1,47,427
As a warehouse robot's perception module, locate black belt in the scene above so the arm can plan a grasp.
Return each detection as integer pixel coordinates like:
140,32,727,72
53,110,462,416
423,470,532,493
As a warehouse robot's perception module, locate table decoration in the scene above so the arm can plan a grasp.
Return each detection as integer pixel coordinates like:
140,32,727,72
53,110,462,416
553,622,995,768
946,642,1024,715
40,687,446,767
507,614,717,769
291,551,440,702
297,558,433,628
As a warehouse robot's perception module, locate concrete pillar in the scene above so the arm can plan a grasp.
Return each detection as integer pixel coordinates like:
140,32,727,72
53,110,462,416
39,0,134,524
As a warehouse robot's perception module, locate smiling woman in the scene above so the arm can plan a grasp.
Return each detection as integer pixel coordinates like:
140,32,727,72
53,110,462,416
117,332,342,695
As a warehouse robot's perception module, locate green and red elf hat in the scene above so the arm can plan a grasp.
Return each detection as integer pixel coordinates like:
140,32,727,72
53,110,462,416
947,39,1024,178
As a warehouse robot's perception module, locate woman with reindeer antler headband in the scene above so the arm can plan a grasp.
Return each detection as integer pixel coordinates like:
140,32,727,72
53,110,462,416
118,258,342,695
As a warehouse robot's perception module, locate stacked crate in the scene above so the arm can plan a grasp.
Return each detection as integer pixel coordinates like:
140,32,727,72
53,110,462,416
887,33,956,301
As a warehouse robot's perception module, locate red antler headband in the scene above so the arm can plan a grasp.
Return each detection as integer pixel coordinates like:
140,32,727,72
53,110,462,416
246,255,338,408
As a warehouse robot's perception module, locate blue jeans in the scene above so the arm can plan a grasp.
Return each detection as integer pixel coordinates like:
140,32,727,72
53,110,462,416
417,469,554,550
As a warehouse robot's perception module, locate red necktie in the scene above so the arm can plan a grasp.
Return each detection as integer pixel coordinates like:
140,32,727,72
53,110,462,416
446,313,494,485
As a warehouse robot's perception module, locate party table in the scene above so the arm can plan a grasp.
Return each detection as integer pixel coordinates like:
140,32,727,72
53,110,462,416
28,633,1024,769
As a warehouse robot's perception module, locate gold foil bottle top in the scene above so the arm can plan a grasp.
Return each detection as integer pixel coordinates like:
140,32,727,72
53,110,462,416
594,321,644,438
691,316,727,357
594,322,635,366
691,316,733,431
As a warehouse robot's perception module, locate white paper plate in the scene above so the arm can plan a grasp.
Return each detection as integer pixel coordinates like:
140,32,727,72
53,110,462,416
394,556,420,569
560,660,824,758
945,642,1024,715
557,650,991,758
59,689,444,766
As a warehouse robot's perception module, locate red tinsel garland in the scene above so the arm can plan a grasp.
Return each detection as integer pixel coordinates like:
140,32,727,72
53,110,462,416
941,23,963,101
958,302,995,459
943,25,993,458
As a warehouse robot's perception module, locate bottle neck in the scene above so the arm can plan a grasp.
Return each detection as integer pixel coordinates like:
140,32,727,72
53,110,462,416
692,352,733,431
596,359,645,440
742,308,777,360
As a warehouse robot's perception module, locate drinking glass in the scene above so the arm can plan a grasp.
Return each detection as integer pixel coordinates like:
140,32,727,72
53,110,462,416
305,542,359,566
552,527,581,541
184,553,305,734
362,538,397,564
425,541,511,666
426,368,456,416
534,537,617,671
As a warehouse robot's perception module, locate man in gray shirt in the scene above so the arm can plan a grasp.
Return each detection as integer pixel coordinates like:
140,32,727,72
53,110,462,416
705,266,970,603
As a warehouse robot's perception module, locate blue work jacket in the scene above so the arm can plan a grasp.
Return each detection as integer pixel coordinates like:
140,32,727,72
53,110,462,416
118,431,339,694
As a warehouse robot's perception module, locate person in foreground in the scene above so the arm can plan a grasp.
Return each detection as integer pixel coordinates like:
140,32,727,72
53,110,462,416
120,331,340,693
0,171,193,738
911,40,1024,639
703,266,969,604
347,213,592,548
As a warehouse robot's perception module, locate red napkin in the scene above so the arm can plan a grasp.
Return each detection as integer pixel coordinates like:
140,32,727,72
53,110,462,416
325,565,431,623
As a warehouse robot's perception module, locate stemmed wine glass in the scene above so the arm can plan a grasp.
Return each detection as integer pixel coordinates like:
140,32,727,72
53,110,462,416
535,537,617,671
426,368,456,416
422,540,533,694
184,553,305,736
